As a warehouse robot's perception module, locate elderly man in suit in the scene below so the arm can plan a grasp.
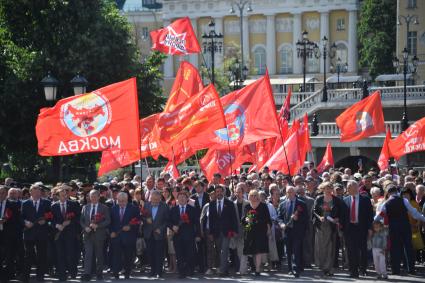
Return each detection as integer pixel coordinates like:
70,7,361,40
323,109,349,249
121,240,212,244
51,186,81,281
110,191,140,279
169,190,200,279
277,186,308,278
343,180,373,278
208,185,239,276
233,183,249,274
143,190,169,278
21,184,52,282
0,185,21,282
80,189,110,281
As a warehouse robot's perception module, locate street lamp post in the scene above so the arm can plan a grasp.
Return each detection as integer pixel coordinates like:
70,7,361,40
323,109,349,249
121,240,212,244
330,57,348,89
230,1,252,80
393,47,418,131
296,31,319,93
318,36,336,102
40,72,88,181
202,20,223,85
228,58,248,90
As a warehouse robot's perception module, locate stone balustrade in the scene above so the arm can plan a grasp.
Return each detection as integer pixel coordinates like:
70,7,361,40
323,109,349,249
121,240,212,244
308,121,404,137
274,92,314,106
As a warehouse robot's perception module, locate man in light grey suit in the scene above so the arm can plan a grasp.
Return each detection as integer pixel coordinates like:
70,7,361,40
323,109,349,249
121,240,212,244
142,190,169,278
80,190,110,281
233,183,249,274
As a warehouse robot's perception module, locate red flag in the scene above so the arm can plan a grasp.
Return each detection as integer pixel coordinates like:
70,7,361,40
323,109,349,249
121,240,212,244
157,84,226,152
163,160,180,179
36,78,140,156
278,88,292,122
336,91,385,142
140,114,162,160
316,142,334,173
262,131,300,175
389,117,425,160
377,129,392,171
298,114,312,166
98,149,140,177
164,61,204,112
150,17,201,55
188,72,280,150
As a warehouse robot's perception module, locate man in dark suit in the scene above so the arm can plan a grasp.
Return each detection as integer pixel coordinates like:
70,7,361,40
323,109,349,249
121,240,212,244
109,191,140,279
21,184,52,282
277,186,308,278
0,185,21,282
343,180,373,278
190,180,209,273
208,185,238,276
169,190,200,278
142,190,169,278
80,189,110,281
51,186,81,281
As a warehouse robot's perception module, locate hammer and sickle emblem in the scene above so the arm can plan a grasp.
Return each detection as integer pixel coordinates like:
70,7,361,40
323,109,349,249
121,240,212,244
184,69,191,80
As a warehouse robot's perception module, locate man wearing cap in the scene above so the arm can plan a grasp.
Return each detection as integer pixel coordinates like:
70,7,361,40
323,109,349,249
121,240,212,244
375,185,425,275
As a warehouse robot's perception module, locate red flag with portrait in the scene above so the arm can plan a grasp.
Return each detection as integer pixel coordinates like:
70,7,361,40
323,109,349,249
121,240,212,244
316,142,334,173
150,17,201,55
336,91,385,142
378,129,392,171
389,117,425,160
36,78,140,156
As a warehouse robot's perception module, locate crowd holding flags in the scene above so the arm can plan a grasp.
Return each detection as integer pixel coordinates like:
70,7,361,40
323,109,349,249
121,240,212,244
35,16,425,178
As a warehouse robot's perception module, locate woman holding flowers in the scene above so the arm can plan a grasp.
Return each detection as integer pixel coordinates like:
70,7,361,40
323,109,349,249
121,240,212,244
240,189,271,276
312,182,345,276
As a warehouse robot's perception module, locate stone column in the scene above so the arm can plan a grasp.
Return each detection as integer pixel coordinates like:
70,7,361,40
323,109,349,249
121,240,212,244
189,18,199,68
266,14,276,75
163,19,174,78
292,13,302,74
214,17,224,69
242,15,250,67
320,11,330,73
348,10,358,73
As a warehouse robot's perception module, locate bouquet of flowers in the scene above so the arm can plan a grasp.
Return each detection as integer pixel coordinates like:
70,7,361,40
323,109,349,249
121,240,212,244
180,212,190,225
44,211,54,221
244,209,257,232
287,205,303,228
0,208,12,231
129,217,141,226
92,213,104,224
227,230,236,238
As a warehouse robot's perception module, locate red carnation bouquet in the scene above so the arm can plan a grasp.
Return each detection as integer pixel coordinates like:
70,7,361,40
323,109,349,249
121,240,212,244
44,211,54,221
244,209,257,232
227,230,236,238
4,208,13,221
92,213,104,224
180,212,190,225
129,217,141,226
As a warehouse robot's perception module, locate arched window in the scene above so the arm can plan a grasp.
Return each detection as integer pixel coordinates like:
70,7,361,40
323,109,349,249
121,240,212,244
253,46,266,75
279,45,293,74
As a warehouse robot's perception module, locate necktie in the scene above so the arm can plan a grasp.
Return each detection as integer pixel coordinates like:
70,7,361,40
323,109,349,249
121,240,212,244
90,204,95,220
120,208,124,221
288,200,294,217
34,201,38,213
61,203,66,218
351,196,356,223
180,206,184,215
218,200,222,216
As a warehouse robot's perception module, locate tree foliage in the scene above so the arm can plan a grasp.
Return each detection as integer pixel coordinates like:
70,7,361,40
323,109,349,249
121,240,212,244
358,0,397,79
0,0,165,182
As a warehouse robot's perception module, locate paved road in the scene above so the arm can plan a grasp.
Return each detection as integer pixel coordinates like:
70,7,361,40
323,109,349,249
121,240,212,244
18,265,425,283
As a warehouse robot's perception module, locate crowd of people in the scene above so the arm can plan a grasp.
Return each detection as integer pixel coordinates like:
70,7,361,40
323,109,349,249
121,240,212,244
1,164,425,282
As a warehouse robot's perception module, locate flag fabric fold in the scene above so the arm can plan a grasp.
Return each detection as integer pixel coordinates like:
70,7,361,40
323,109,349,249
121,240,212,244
316,142,334,173
389,117,425,160
98,149,140,177
150,17,201,55
335,91,385,142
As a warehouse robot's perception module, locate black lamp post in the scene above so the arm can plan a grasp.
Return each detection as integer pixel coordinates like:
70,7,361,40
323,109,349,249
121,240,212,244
296,31,320,93
228,58,248,90
230,0,252,81
311,113,319,136
319,36,336,102
330,57,348,89
70,74,88,95
361,80,369,100
393,47,418,131
202,20,223,85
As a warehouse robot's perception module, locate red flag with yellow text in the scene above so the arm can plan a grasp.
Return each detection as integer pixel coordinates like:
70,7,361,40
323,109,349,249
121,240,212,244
36,78,140,156
150,17,201,55
336,91,385,142
389,117,425,160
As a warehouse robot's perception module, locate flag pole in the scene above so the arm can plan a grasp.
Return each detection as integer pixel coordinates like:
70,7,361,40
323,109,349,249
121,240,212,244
200,53,214,85
144,158,151,176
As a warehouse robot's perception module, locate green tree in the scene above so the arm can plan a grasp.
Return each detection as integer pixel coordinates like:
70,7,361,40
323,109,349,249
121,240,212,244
0,0,165,182
358,0,397,79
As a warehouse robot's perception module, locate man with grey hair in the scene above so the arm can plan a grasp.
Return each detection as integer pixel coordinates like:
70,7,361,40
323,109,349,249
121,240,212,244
343,180,373,278
80,189,110,281
110,191,140,279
